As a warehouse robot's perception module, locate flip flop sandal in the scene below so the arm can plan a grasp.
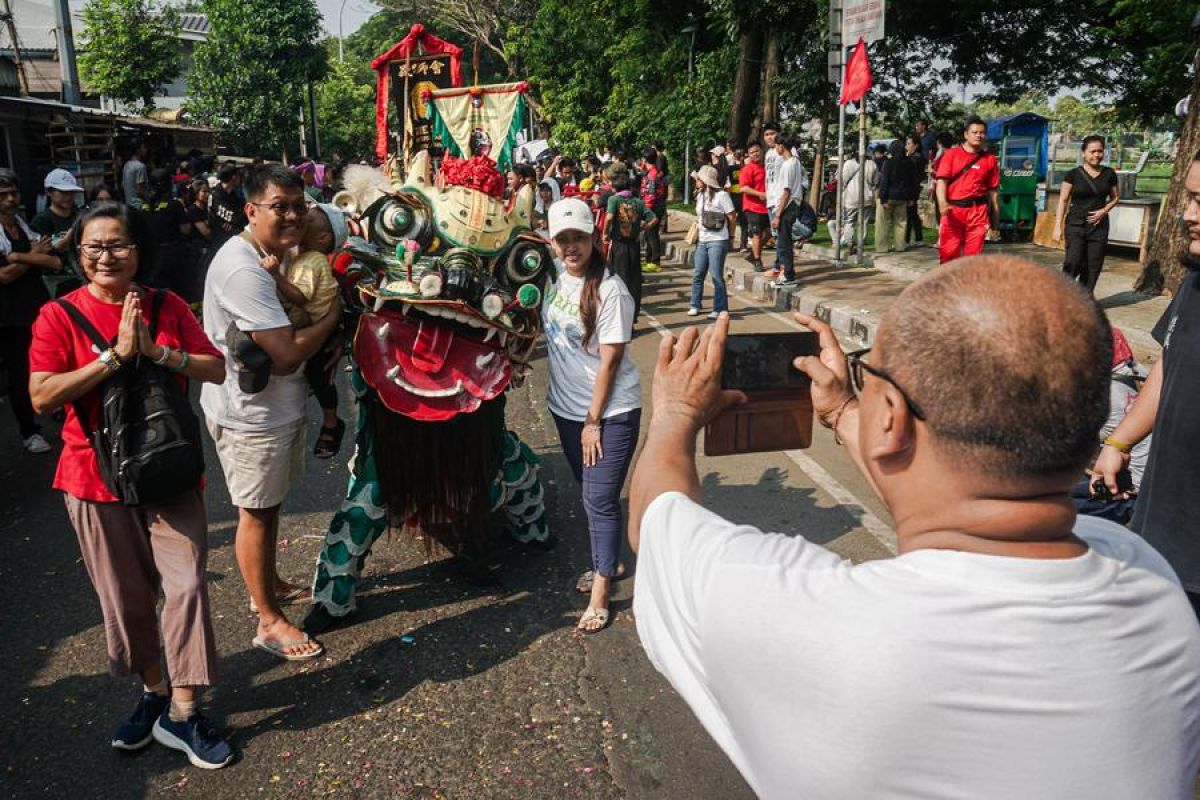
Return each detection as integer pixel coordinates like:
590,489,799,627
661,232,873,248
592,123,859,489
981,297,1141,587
314,418,347,459
576,606,610,634
252,633,325,661
575,565,628,594
249,586,312,614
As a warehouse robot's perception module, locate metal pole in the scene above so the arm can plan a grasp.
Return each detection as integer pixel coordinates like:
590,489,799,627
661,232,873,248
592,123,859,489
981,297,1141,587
52,0,81,105
2,0,30,96
338,0,348,62
308,82,321,159
855,95,867,265
298,101,308,159
834,47,847,265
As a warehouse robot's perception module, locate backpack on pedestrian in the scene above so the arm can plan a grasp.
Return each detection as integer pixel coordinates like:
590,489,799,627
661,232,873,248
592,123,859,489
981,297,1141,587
57,290,205,506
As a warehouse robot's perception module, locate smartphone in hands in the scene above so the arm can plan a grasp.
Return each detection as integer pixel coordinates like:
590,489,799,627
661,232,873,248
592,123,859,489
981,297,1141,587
706,332,819,456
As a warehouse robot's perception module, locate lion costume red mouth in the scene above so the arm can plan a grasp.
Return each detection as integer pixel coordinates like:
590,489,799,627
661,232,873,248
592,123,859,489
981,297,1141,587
355,310,513,421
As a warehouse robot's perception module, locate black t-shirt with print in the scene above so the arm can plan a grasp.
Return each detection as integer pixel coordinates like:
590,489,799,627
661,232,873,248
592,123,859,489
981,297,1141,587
1062,166,1117,227
0,223,51,327
1131,269,1200,593
208,184,246,242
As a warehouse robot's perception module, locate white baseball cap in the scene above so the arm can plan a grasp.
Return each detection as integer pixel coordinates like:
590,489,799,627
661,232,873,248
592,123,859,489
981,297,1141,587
44,168,84,193
547,197,594,238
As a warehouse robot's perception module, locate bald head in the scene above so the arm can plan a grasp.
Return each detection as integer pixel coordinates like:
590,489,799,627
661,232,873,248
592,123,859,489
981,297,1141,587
877,256,1111,477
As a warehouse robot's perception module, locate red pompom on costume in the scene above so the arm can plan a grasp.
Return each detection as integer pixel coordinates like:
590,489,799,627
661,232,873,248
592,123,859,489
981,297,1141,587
440,155,505,199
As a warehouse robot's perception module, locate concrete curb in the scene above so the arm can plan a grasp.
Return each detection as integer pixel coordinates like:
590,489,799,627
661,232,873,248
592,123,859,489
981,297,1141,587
726,260,879,347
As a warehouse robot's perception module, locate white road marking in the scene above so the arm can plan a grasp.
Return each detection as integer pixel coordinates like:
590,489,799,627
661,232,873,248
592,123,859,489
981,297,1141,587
641,306,898,555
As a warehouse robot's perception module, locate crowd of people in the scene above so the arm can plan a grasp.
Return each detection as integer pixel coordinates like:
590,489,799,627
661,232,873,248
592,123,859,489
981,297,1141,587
1,117,1199,796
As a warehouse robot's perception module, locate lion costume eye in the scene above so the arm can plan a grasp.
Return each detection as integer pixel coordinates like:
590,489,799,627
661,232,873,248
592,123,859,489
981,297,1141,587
500,238,551,286
365,194,435,252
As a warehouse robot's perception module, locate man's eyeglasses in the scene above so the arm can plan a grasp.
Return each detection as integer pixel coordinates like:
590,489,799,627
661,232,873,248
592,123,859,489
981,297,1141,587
251,201,308,218
79,242,136,260
845,348,928,421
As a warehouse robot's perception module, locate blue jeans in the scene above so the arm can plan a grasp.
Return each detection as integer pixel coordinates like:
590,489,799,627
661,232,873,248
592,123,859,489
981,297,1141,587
690,240,729,312
552,409,642,577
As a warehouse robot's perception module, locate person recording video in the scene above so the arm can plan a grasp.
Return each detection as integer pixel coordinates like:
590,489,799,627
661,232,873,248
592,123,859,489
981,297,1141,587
626,255,1200,799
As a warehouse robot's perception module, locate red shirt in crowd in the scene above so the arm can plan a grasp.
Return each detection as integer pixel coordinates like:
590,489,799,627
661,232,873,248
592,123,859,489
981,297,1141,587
28,285,221,502
935,146,999,201
740,161,768,214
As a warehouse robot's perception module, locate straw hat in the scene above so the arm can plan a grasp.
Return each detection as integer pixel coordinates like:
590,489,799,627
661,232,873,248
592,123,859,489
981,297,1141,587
691,164,723,190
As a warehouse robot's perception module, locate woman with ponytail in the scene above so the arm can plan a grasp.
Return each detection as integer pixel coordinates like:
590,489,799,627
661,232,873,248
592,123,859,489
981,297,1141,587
541,197,642,633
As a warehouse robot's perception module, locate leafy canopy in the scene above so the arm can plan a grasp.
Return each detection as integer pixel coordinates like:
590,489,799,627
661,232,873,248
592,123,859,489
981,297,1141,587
77,0,181,111
188,0,327,156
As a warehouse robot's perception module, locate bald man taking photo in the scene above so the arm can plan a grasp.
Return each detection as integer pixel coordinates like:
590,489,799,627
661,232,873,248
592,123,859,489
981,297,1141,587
629,257,1200,799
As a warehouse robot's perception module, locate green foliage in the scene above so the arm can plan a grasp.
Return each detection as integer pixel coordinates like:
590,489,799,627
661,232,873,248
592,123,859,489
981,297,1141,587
314,58,377,161
187,0,328,156
77,0,181,111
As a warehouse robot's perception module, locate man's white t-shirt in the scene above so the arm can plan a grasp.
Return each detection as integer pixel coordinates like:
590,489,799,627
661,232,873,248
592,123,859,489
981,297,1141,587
768,155,808,212
764,149,781,210
200,235,308,431
635,492,1200,800
695,191,734,243
541,261,640,422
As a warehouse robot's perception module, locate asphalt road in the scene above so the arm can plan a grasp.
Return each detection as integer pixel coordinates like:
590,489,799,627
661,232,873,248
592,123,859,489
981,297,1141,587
0,262,894,799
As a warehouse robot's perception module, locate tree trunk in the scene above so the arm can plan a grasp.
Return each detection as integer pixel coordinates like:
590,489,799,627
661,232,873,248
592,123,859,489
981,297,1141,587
727,25,764,146
809,111,828,208
1136,58,1200,296
760,32,780,127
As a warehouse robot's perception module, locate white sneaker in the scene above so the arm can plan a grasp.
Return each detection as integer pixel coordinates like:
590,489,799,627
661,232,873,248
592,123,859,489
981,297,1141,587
687,307,700,317
23,433,51,454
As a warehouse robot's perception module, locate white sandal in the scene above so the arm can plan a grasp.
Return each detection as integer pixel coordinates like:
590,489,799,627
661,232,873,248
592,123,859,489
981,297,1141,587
577,606,611,633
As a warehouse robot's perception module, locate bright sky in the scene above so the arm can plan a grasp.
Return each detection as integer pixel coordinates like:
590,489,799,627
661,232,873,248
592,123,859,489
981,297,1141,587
314,0,379,39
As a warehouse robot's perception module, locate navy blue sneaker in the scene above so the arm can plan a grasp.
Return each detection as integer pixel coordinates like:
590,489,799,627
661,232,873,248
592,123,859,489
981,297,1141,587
111,691,169,750
152,711,234,769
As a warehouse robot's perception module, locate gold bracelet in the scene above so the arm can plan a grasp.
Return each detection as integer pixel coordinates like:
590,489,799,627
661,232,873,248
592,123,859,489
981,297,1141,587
1103,436,1132,454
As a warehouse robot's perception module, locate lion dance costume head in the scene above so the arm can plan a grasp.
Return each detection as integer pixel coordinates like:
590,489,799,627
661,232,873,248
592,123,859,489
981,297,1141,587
310,150,552,620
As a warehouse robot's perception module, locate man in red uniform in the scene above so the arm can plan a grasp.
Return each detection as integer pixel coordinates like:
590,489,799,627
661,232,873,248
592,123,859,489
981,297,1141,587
738,142,769,271
935,117,1000,263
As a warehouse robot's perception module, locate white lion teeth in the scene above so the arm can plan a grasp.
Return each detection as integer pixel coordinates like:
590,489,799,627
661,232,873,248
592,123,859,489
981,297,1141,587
483,328,496,343
386,365,400,379
498,331,508,347
373,296,386,312
391,374,464,398
398,302,409,316
475,352,495,369
376,322,390,339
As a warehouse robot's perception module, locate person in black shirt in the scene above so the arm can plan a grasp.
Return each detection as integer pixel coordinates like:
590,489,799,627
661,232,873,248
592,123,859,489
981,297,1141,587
904,134,928,246
208,164,246,250
1094,148,1200,620
1053,135,1120,293
142,169,191,296
0,169,60,452
30,169,85,297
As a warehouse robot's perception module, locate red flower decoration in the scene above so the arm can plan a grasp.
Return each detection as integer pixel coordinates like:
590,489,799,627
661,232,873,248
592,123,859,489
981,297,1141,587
440,155,505,199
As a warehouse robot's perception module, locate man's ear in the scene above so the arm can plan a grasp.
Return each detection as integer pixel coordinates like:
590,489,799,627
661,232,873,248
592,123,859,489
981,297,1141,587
866,382,917,462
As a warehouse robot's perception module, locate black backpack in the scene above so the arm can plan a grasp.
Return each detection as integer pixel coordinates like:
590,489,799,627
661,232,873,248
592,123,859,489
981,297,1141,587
57,290,205,506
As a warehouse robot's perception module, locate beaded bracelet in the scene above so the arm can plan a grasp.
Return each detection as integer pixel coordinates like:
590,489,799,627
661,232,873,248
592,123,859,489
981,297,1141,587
153,345,171,366
168,351,190,373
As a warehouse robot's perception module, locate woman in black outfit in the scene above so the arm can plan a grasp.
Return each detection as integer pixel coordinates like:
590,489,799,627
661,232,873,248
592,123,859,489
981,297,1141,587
904,134,928,246
1053,135,1119,294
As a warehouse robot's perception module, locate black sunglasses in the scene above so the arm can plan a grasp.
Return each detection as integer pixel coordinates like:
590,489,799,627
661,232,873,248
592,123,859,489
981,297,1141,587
846,348,928,421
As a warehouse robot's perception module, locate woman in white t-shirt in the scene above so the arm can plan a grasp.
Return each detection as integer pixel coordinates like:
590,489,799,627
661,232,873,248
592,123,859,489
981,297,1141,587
541,197,642,633
688,165,736,319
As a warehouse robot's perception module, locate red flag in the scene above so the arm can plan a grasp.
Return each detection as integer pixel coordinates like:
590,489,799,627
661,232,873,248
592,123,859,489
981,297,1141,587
839,38,873,106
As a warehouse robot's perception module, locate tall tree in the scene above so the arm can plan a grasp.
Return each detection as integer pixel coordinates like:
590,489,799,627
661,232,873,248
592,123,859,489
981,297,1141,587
313,56,376,161
77,0,181,112
188,0,327,157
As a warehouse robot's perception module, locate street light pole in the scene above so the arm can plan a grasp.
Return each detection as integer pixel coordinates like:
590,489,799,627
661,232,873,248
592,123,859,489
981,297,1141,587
682,24,697,207
338,0,349,62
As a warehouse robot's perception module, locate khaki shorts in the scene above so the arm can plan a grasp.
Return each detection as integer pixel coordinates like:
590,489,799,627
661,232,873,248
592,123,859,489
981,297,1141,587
206,418,306,510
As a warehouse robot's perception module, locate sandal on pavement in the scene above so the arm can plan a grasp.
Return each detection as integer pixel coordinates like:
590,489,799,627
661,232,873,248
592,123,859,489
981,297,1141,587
314,418,347,459
252,633,324,661
249,585,312,614
576,606,610,634
575,565,627,593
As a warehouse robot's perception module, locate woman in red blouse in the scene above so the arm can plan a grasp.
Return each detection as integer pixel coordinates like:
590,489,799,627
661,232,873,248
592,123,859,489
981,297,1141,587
27,202,233,769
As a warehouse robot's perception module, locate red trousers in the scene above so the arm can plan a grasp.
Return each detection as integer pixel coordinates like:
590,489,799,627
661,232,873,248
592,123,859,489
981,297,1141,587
938,203,990,263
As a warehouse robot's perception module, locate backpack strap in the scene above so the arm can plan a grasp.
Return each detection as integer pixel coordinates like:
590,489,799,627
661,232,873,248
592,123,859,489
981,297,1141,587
944,148,986,189
55,297,113,351
147,288,165,339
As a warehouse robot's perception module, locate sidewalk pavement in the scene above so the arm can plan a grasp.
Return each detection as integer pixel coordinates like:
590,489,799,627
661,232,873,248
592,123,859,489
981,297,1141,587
660,210,1169,364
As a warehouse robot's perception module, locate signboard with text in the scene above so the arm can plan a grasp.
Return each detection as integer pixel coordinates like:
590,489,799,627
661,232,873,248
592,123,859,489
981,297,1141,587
841,0,885,44
389,54,457,152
